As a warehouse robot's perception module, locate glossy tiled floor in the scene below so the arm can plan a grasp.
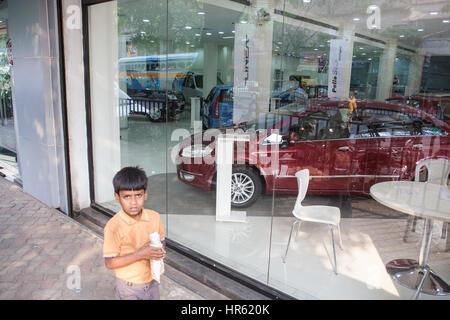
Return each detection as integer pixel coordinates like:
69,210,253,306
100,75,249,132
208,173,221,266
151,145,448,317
164,214,450,300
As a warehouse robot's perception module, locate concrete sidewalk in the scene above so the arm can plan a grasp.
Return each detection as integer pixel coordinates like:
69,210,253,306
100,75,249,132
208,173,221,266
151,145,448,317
0,177,228,300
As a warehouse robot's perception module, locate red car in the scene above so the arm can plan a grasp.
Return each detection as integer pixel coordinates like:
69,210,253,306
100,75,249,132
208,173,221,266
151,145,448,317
176,101,449,207
386,93,450,125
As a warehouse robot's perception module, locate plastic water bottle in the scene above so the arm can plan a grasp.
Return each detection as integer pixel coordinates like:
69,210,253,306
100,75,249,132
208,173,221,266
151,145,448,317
149,232,164,283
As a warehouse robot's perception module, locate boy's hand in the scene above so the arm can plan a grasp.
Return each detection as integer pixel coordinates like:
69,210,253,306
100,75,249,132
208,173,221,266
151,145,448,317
136,242,166,260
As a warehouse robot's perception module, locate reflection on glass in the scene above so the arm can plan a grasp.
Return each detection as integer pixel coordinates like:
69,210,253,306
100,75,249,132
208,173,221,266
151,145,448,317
88,0,450,300
0,4,18,179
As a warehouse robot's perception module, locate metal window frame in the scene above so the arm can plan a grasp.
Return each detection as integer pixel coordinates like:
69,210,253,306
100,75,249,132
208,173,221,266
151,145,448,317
55,0,74,217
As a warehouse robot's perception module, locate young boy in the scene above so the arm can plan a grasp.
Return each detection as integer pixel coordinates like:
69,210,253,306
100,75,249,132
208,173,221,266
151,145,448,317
103,166,166,300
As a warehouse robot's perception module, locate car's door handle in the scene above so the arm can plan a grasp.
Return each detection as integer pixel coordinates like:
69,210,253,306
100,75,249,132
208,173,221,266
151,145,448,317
338,146,350,152
412,144,423,150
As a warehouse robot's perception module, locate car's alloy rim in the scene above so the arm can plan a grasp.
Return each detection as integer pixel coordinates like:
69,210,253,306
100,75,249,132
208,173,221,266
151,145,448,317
231,173,255,204
150,108,161,120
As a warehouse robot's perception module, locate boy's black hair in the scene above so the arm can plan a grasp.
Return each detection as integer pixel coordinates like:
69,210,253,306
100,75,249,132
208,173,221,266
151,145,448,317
113,166,148,194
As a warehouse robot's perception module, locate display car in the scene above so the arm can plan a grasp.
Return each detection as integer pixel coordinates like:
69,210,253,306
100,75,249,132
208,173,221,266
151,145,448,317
177,100,450,207
386,93,450,125
122,88,185,122
181,71,224,104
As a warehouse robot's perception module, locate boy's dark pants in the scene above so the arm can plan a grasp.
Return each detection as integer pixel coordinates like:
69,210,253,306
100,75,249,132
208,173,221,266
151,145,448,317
114,278,160,300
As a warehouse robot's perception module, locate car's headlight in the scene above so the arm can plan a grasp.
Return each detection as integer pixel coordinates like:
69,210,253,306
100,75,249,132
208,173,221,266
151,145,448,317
181,144,213,158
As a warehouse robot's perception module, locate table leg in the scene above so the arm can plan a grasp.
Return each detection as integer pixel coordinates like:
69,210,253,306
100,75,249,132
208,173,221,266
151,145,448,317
385,218,450,296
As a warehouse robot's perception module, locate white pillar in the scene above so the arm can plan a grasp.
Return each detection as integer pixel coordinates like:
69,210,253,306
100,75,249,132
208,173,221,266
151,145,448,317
376,40,397,101
233,18,273,124
62,0,91,210
218,45,234,84
406,54,424,96
88,2,121,204
203,42,218,98
255,20,273,116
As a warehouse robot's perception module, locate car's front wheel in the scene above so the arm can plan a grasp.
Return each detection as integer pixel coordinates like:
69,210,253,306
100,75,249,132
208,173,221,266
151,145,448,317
147,107,162,122
230,167,262,208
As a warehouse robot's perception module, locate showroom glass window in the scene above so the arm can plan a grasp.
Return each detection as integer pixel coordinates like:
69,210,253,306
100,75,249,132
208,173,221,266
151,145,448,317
87,0,450,300
0,1,18,180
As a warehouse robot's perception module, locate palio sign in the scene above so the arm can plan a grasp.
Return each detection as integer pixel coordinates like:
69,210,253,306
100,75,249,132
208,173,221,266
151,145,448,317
327,39,348,99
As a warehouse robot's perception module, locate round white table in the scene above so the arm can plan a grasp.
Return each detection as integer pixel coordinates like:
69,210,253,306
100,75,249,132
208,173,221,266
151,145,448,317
370,181,450,298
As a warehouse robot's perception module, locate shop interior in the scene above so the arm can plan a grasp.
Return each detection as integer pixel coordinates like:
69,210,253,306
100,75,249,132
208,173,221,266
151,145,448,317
87,0,450,299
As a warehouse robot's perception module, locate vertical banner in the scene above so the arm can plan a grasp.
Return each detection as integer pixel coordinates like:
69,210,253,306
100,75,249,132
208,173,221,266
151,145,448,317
233,23,258,125
328,39,349,99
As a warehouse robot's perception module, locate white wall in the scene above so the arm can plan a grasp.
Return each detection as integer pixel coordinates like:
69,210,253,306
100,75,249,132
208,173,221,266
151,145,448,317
9,0,68,211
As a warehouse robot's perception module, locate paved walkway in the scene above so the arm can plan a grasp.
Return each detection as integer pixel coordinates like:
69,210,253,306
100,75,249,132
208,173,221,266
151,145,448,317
0,177,227,300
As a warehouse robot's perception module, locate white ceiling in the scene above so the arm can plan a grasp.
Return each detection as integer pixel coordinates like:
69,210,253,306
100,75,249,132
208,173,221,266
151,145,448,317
118,0,450,55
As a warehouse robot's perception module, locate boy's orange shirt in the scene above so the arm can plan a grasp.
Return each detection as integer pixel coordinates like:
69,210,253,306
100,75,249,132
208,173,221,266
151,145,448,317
103,208,165,284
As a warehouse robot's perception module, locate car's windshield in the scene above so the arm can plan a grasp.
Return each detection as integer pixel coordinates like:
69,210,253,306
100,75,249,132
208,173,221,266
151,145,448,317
441,102,450,121
205,87,217,103
240,112,294,132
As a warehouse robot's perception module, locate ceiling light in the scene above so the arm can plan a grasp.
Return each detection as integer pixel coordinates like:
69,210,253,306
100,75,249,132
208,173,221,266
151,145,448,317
223,36,234,39
240,20,247,24
314,48,318,51
185,26,192,29
206,32,212,36
399,35,405,38
140,31,146,34
429,12,439,15
353,18,360,21
218,31,224,34
191,45,195,47
359,47,364,50
362,53,366,56
443,20,450,23
303,0,312,3
417,28,424,32
195,33,201,37
186,42,190,45
368,58,372,61
197,11,205,15
232,30,236,33
143,19,150,23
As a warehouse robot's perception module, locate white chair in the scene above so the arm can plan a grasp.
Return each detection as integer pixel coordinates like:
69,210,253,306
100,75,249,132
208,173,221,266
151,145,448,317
404,158,450,248
282,169,343,274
